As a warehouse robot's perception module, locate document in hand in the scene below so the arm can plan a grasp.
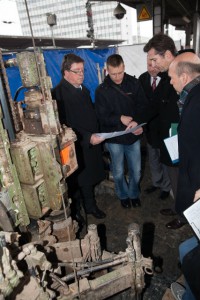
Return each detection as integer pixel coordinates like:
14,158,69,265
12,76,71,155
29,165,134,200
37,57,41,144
96,123,146,140
164,134,179,164
183,200,200,240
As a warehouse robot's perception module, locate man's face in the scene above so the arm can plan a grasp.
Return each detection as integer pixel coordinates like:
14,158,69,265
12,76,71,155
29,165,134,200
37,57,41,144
147,59,159,77
107,63,125,85
168,63,184,94
64,62,84,87
147,48,170,72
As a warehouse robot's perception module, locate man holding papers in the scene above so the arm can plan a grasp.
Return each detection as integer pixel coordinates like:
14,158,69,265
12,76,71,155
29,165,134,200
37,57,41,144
168,51,200,216
95,54,148,209
168,52,200,300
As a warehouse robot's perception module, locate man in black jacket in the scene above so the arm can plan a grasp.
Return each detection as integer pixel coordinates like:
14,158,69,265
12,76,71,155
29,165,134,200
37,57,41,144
52,53,106,222
168,51,200,218
139,58,171,200
95,54,148,209
143,33,183,229
168,51,200,300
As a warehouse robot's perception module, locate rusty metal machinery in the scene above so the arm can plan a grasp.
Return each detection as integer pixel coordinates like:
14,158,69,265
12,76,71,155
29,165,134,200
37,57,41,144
0,50,78,228
0,223,152,300
0,49,153,299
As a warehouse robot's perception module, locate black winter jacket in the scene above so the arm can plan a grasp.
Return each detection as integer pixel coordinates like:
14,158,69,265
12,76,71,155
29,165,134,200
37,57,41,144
139,71,180,166
95,73,149,144
176,83,200,214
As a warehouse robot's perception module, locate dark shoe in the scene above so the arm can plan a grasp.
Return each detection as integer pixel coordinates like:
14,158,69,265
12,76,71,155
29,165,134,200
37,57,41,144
121,199,131,208
75,212,85,225
145,186,158,194
160,208,177,216
86,206,106,219
166,218,186,229
131,198,141,207
159,191,170,199
153,256,163,274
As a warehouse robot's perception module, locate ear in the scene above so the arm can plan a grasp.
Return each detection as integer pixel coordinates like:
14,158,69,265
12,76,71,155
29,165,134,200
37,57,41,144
181,72,188,85
165,50,173,60
63,69,69,80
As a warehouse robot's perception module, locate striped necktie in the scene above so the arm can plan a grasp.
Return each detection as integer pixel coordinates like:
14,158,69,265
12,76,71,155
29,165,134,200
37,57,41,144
152,77,157,91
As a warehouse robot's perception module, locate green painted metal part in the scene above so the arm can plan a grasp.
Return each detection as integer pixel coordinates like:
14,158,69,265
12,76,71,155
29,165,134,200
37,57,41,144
0,105,30,227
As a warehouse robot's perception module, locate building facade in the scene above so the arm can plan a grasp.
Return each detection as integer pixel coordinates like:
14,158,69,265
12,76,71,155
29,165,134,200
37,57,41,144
16,0,136,45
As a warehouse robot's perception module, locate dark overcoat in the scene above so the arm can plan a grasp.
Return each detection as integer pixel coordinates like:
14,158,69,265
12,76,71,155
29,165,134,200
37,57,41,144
176,83,200,214
52,78,105,187
139,71,180,166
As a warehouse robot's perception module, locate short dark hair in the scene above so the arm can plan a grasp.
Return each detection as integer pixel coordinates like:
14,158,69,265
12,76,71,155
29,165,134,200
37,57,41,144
106,54,124,67
176,61,200,77
143,33,177,57
61,53,84,76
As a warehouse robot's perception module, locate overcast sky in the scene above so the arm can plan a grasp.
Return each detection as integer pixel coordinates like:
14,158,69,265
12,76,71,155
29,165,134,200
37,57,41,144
0,0,22,35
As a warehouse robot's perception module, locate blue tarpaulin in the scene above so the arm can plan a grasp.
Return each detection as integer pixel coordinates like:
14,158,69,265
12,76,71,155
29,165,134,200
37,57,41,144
43,48,115,101
3,47,115,102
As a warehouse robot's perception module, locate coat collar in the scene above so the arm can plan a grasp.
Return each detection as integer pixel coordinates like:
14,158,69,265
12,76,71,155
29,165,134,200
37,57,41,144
104,72,128,88
178,75,200,116
61,77,82,90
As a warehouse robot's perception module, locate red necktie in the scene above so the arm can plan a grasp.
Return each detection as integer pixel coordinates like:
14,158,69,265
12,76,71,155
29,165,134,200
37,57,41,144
152,77,157,91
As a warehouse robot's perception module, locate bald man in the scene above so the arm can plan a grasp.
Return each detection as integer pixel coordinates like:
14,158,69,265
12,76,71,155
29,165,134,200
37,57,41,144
168,52,200,216
169,51,200,300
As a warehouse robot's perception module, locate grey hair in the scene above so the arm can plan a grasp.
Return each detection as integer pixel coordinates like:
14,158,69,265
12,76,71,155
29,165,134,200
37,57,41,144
176,61,200,77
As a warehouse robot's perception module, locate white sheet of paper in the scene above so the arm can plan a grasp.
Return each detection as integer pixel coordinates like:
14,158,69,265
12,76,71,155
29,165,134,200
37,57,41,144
183,200,200,240
164,134,179,164
95,123,146,140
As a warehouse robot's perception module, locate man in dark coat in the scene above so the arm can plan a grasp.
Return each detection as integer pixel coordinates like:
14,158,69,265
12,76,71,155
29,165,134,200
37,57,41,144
143,33,182,229
139,58,171,200
168,51,200,215
168,51,200,300
95,54,148,209
52,53,106,221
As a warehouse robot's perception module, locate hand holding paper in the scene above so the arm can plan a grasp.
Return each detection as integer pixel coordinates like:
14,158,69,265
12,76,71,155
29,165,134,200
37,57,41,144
183,199,200,240
90,134,105,145
95,123,146,140
126,121,143,135
164,134,179,164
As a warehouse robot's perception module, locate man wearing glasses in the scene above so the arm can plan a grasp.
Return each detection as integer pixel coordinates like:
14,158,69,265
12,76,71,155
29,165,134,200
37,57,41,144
52,53,106,224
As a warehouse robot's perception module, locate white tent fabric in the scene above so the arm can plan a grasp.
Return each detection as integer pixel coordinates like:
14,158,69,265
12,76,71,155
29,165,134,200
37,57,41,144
118,44,147,78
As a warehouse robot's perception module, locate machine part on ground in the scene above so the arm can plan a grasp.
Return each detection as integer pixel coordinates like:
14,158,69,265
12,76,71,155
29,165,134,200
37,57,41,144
0,224,152,299
0,49,153,299
49,211,78,242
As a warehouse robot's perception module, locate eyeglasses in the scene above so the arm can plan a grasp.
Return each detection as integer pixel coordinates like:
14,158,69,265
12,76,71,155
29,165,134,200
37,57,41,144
69,69,84,75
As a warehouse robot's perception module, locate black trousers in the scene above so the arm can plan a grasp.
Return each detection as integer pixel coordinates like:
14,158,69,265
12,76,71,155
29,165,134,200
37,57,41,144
67,176,96,214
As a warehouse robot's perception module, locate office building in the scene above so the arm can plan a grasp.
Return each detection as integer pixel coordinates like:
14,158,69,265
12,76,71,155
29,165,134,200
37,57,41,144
16,0,137,45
